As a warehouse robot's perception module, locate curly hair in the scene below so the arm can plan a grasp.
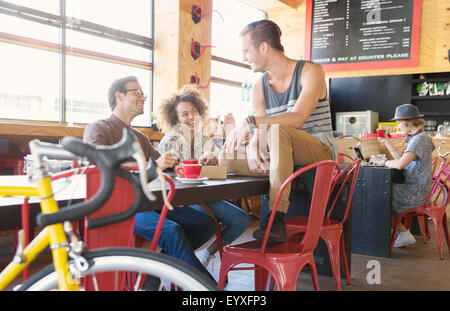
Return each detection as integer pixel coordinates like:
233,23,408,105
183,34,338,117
157,84,209,133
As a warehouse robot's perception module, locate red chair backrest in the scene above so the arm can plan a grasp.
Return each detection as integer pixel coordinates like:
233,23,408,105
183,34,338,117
81,166,176,290
0,156,24,175
337,153,354,164
81,166,137,291
261,160,340,254
84,166,136,249
325,159,362,225
431,157,438,177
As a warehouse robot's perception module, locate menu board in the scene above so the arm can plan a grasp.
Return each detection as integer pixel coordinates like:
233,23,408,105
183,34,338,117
304,0,421,71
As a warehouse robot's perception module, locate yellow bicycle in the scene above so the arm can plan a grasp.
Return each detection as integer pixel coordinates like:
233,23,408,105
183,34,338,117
0,128,217,291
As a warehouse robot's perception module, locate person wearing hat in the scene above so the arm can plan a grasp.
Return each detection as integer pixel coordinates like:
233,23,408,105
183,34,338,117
375,104,435,247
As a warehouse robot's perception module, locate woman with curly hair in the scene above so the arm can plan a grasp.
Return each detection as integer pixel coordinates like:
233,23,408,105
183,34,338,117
157,84,219,164
157,84,249,268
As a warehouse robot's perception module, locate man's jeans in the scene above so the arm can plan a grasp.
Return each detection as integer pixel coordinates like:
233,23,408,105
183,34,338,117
134,205,217,281
219,125,332,214
205,201,249,245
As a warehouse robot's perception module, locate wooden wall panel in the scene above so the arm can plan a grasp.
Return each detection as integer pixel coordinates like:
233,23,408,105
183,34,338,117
153,1,181,113
267,4,306,60
153,0,212,115
179,0,212,100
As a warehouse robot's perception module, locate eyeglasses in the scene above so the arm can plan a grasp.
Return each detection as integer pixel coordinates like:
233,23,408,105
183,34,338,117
121,89,147,99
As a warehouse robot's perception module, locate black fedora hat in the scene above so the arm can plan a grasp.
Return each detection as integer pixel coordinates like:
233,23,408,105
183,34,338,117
390,104,424,121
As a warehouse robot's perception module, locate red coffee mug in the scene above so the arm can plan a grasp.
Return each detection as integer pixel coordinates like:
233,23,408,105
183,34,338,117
376,129,386,138
177,164,202,179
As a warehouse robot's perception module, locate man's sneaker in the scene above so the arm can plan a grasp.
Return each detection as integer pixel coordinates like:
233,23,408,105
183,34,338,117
253,211,287,243
394,230,416,248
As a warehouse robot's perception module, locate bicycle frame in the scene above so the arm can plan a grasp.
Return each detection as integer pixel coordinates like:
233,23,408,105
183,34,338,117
0,131,163,291
431,143,449,195
0,177,79,291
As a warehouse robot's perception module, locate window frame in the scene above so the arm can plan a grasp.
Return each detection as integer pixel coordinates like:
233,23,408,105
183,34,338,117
209,1,267,121
0,0,154,125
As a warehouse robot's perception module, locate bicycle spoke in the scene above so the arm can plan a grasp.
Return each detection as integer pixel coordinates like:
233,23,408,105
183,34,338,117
133,273,143,291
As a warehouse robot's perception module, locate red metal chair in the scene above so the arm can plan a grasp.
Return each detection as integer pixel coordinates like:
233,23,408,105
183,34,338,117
337,152,354,164
0,154,24,175
401,156,442,244
82,166,175,290
390,162,450,260
218,160,339,291
284,159,362,291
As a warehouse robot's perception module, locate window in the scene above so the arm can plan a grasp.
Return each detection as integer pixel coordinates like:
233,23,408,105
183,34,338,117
210,0,266,123
0,0,153,126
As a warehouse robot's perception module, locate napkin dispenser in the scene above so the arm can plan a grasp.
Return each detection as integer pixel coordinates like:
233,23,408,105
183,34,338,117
199,166,227,180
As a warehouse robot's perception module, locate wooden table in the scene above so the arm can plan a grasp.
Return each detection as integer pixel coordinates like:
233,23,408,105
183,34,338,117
144,173,269,211
0,175,86,230
0,173,269,231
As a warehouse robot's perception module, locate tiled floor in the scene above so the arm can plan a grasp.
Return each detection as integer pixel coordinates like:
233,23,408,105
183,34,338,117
1,214,450,291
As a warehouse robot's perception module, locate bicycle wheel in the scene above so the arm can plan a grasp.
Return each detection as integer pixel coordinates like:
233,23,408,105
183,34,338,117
17,248,218,291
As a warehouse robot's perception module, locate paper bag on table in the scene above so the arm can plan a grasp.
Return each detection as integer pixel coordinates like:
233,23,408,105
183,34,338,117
199,166,227,180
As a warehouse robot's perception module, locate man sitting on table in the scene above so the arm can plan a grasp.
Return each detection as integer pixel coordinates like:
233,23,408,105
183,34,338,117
83,76,217,285
222,20,337,242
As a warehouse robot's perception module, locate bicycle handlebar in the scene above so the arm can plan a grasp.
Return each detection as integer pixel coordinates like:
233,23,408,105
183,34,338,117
36,128,158,228
438,141,449,159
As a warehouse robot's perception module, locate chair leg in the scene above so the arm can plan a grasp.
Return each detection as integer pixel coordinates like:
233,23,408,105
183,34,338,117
417,216,429,243
426,218,431,239
309,260,320,291
340,234,351,285
443,213,450,253
321,229,342,291
218,256,233,290
390,216,403,252
214,217,224,259
403,216,412,230
254,267,269,291
429,212,445,260
267,262,300,291
269,276,276,291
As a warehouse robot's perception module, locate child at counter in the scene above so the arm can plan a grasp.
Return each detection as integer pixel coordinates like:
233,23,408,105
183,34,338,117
156,84,249,267
374,104,435,248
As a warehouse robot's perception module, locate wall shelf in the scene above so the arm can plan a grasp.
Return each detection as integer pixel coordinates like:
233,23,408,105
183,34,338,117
412,78,450,83
412,95,450,100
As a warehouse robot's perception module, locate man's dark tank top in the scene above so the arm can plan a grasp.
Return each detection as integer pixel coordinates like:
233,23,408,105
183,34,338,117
261,60,336,158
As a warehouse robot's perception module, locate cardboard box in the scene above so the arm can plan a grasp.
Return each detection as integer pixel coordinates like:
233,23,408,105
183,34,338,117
199,166,227,180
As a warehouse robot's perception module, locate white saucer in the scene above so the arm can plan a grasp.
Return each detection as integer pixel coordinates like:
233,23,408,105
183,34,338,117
175,177,209,184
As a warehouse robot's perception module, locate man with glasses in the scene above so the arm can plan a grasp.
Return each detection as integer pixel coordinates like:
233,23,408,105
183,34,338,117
83,76,218,287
